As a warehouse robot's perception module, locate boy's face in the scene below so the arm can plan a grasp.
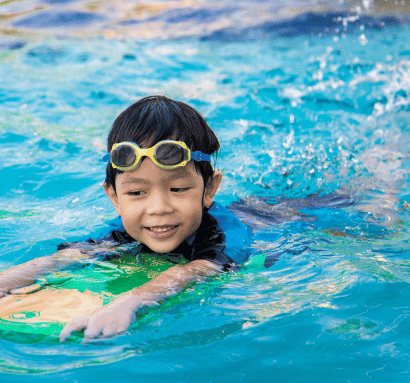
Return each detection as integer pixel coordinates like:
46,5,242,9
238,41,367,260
104,158,222,254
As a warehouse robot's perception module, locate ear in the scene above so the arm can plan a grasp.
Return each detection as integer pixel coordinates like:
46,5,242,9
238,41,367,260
103,182,122,216
203,170,223,209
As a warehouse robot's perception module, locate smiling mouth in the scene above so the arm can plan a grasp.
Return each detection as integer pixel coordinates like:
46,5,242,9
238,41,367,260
145,225,179,237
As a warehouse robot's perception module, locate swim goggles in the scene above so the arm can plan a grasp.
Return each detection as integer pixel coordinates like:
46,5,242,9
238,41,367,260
103,140,211,171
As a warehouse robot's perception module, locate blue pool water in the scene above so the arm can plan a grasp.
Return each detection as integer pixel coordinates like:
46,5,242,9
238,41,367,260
1,0,410,381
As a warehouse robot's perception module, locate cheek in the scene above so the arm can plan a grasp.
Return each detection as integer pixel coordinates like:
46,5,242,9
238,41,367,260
117,199,141,222
122,204,141,220
121,209,144,240
189,202,204,228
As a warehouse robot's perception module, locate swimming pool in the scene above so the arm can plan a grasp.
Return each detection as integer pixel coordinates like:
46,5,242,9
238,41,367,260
0,0,410,381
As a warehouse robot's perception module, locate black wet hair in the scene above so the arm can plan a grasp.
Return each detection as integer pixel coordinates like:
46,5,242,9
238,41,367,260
105,95,220,191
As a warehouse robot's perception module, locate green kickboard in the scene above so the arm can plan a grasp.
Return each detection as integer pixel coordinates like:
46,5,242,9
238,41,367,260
0,253,186,342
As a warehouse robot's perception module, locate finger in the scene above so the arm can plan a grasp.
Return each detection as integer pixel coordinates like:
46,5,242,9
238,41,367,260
102,314,135,337
163,289,177,298
101,323,119,338
83,316,105,340
59,315,89,342
116,316,135,334
142,300,160,307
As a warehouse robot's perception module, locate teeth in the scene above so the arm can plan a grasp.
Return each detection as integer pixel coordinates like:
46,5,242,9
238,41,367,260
148,225,176,232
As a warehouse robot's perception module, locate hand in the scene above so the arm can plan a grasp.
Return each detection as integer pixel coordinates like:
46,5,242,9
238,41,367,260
59,293,142,342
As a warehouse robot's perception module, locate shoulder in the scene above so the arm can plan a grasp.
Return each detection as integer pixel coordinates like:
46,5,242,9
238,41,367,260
209,202,252,247
207,202,253,264
90,216,125,239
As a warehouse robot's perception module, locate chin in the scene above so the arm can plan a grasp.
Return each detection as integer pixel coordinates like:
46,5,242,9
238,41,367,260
147,243,180,254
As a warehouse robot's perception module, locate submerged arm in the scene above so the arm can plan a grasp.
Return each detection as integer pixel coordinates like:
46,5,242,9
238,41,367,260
59,259,222,341
0,248,91,297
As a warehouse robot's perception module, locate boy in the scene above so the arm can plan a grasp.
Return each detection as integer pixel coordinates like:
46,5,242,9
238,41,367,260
0,96,252,341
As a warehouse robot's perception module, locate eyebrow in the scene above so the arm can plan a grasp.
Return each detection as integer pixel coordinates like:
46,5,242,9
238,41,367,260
120,177,151,185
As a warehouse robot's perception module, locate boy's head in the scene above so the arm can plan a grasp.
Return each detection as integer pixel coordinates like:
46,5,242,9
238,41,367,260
103,95,223,253
105,95,219,191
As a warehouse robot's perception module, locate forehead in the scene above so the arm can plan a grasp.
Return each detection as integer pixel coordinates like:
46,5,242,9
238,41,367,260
117,159,202,186
133,130,186,149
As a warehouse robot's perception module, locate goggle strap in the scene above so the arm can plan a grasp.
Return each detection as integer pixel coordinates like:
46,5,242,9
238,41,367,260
191,151,211,162
102,153,110,162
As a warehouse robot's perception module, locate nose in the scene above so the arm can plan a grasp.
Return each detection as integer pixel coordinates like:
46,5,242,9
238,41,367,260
145,189,174,215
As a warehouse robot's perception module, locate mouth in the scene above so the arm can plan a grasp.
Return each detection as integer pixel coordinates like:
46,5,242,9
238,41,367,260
144,224,179,238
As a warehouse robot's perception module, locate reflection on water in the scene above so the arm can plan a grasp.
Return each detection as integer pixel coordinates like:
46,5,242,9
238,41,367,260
1,0,410,41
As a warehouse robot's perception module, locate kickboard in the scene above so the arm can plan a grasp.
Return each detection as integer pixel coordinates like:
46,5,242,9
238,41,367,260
0,253,186,342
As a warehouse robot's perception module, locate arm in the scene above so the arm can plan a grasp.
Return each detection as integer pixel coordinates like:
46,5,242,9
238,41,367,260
0,235,122,297
0,248,88,297
59,259,222,342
